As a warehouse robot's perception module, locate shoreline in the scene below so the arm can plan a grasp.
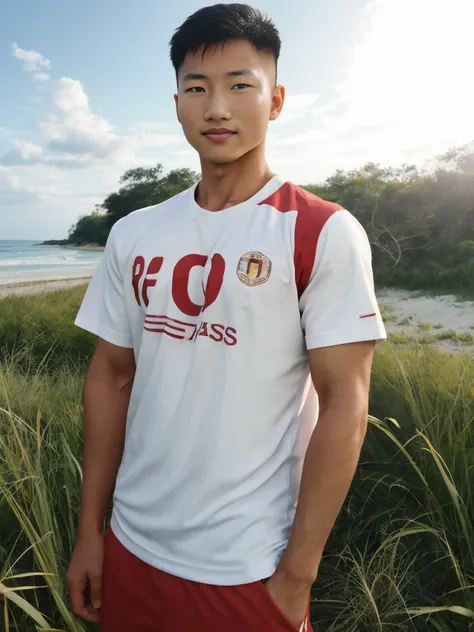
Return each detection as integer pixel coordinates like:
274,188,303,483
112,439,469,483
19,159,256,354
36,242,104,251
62,244,104,251
0,275,92,298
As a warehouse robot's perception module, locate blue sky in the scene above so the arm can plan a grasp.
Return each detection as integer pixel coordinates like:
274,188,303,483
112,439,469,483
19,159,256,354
1,0,473,240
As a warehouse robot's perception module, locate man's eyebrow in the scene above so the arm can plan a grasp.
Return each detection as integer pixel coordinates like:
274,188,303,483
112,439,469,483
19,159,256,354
226,69,256,78
182,69,257,82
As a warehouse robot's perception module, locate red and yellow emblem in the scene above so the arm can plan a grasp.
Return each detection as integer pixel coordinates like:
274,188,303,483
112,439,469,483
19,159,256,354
237,252,272,286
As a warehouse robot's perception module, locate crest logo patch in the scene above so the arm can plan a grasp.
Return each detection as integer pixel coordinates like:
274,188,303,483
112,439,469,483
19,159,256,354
236,252,272,286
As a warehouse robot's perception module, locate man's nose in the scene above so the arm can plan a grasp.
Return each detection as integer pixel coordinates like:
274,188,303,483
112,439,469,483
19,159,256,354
204,91,231,121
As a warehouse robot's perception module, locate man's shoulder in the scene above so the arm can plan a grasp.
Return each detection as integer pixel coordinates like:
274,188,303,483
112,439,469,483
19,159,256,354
113,188,188,233
259,180,343,219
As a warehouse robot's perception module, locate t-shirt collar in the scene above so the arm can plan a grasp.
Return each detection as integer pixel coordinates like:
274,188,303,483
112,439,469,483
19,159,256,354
187,174,285,218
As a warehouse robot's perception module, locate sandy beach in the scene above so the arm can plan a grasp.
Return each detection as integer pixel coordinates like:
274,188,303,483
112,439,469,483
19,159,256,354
378,288,474,329
377,288,474,352
61,244,104,251
0,276,91,298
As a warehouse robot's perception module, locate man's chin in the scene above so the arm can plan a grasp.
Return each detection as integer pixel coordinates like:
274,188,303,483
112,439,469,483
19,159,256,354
200,153,243,165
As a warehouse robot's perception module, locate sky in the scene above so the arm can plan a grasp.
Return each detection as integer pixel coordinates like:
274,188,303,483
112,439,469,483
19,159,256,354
1,0,473,240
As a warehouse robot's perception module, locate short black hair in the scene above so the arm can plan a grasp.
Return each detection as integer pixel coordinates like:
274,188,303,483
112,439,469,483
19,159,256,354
169,4,281,82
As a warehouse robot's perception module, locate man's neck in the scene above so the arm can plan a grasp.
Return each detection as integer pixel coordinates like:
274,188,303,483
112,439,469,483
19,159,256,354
196,150,275,212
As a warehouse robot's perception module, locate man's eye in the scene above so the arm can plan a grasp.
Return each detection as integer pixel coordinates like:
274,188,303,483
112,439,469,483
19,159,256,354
232,83,251,90
187,87,205,93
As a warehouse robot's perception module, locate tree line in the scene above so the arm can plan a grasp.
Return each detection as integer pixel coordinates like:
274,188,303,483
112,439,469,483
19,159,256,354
67,143,474,295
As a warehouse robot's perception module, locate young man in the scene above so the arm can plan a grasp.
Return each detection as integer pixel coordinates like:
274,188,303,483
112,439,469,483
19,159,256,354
67,4,387,631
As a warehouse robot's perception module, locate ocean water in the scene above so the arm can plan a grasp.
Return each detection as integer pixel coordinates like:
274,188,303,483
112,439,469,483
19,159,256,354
0,240,103,285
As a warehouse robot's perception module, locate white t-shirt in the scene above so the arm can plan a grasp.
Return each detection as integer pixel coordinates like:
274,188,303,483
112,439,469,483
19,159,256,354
75,175,387,585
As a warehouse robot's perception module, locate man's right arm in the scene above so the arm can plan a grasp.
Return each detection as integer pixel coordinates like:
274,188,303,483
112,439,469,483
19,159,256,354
67,337,136,623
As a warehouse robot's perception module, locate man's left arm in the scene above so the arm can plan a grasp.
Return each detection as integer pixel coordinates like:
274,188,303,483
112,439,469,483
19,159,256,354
262,209,386,629
277,339,375,586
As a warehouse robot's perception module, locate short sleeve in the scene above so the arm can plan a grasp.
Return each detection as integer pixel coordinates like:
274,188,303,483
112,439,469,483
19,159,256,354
300,210,387,350
74,223,133,348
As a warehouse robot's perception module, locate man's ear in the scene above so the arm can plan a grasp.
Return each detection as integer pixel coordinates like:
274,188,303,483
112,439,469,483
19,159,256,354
269,84,285,122
174,94,181,123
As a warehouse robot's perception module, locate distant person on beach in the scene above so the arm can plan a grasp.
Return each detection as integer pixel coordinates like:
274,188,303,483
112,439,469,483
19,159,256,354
67,4,387,631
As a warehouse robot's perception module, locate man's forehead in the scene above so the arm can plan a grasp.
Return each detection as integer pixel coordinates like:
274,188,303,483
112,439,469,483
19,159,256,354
180,41,273,75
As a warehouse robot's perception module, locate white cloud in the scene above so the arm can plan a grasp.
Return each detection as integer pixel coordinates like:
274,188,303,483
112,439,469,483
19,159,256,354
2,74,185,171
0,166,55,207
34,73,50,82
11,140,43,160
12,43,52,82
12,43,51,73
0,165,93,206
40,77,126,162
0,166,22,191
2,141,45,167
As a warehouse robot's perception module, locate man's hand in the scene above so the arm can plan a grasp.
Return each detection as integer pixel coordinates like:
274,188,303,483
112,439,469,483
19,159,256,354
67,532,105,623
263,570,311,630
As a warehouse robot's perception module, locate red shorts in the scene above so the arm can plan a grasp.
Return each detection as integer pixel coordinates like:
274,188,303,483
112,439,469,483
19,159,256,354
100,527,313,632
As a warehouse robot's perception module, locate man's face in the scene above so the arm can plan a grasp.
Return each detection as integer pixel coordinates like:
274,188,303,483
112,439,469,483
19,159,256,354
174,39,285,164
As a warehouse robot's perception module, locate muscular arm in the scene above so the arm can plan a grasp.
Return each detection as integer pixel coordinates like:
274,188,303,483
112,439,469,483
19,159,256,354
277,340,375,586
68,338,135,622
78,338,136,537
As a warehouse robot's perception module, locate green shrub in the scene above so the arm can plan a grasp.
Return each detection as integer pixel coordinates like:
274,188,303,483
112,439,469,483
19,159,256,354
388,332,409,344
379,304,397,323
417,321,431,330
418,334,437,344
397,317,411,326
436,329,459,341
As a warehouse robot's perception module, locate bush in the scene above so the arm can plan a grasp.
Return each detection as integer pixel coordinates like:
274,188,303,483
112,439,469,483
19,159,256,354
436,329,459,341
418,334,437,344
68,212,109,246
417,321,431,330
397,317,411,326
379,304,397,323
388,332,410,344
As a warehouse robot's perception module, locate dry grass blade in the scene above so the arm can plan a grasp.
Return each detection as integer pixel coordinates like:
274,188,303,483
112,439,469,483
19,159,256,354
36,408,41,451
5,573,54,581
401,605,474,618
0,582,51,628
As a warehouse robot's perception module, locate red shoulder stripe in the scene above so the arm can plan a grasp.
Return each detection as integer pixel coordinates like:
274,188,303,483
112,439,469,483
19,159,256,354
259,182,342,296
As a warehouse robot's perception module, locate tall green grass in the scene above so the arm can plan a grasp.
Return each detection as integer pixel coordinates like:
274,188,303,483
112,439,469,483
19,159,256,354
312,345,474,631
0,285,94,372
0,288,473,631
0,357,87,631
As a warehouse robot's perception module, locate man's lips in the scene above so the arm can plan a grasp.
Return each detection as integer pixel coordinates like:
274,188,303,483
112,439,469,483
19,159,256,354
203,129,237,142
